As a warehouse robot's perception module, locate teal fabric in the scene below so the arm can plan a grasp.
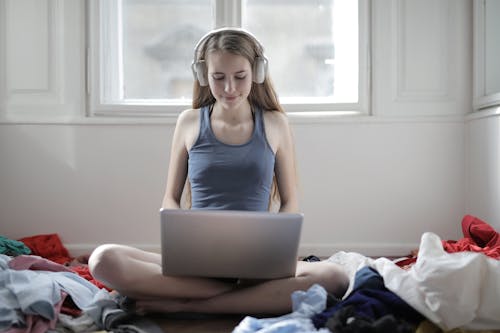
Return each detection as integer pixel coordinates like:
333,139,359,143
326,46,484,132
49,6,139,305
0,235,31,256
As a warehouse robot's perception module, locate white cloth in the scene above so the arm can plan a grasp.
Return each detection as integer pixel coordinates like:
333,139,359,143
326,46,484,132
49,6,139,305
328,232,500,331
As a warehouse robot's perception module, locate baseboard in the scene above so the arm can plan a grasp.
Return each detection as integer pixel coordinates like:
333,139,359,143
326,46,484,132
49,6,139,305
299,242,418,258
65,243,162,256
65,242,419,259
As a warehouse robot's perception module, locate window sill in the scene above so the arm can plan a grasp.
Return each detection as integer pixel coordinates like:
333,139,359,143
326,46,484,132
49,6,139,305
465,106,500,122
0,110,468,126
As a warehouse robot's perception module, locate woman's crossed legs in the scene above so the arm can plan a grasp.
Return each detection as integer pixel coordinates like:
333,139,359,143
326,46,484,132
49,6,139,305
89,244,349,315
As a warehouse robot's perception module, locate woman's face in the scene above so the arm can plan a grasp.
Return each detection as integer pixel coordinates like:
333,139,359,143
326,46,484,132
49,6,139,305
206,51,253,110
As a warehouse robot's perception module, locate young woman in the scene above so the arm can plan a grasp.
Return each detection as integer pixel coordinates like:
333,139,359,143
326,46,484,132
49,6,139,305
89,28,349,315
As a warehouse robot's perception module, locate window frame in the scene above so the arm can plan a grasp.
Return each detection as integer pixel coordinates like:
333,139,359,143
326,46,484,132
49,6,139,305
87,0,371,119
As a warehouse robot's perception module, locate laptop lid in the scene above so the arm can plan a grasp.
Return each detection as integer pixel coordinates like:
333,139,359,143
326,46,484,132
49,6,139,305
160,209,303,279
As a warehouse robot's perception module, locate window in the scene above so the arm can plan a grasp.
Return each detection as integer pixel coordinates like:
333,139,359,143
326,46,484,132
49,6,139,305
88,0,370,117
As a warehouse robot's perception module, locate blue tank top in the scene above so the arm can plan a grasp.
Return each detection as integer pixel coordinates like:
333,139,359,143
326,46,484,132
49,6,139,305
188,105,275,211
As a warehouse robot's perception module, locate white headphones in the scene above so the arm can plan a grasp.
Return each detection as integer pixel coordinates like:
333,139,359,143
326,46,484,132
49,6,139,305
191,27,268,86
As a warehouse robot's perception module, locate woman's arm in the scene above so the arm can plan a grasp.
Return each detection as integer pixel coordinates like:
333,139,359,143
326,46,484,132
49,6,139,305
162,109,199,209
264,111,299,213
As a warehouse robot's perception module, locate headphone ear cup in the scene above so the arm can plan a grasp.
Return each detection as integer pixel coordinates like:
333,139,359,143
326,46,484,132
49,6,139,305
253,57,267,84
193,61,208,86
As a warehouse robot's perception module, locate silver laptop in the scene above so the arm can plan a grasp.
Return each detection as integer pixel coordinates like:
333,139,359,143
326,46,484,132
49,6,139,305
160,208,303,279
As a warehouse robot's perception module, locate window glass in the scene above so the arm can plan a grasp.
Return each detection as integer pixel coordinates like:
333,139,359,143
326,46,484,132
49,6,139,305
92,0,365,115
120,0,211,101
242,0,358,103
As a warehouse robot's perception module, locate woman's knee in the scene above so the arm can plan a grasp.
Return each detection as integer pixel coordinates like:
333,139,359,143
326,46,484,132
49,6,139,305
297,261,350,299
88,244,123,282
321,263,350,299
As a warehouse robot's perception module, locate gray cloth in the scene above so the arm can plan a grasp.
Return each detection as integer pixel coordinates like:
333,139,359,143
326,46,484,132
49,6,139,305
102,307,164,333
1,254,163,333
0,254,112,331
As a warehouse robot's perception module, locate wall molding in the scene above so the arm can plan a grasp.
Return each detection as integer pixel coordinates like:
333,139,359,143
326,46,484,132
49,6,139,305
372,0,471,117
394,0,450,102
473,0,500,110
1,0,84,119
5,0,63,104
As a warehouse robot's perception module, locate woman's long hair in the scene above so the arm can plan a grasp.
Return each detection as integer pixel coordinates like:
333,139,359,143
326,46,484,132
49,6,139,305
185,29,290,210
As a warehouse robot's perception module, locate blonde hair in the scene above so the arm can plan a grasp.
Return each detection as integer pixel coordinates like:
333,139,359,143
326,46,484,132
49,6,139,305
185,29,287,209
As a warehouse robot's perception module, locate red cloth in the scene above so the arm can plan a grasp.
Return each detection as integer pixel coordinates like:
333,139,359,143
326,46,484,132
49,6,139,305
18,233,111,290
394,256,417,269
396,215,500,268
18,233,72,265
442,215,500,260
70,265,111,291
461,214,500,248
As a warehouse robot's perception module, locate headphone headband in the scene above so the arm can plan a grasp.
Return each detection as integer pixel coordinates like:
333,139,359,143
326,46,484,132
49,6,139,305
191,27,268,86
193,27,264,60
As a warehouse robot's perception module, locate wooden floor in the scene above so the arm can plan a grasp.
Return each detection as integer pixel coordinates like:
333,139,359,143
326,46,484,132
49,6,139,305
150,313,246,333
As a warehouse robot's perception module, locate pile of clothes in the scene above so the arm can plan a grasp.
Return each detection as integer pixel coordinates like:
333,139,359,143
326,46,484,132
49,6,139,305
0,234,162,333
234,215,500,333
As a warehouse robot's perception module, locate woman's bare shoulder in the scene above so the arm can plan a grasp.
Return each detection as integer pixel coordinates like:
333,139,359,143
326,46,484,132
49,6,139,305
175,108,201,151
263,110,290,131
177,108,200,126
262,110,292,153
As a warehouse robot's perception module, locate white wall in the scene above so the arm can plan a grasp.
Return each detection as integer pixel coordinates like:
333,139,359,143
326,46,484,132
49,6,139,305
466,109,500,232
465,0,500,232
0,0,473,257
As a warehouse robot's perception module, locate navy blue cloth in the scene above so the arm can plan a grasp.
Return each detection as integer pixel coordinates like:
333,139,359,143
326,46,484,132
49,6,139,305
312,267,423,329
188,105,275,211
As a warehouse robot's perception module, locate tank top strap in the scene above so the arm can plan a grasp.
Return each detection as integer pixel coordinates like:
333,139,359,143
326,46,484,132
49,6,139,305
199,105,211,134
253,107,265,136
